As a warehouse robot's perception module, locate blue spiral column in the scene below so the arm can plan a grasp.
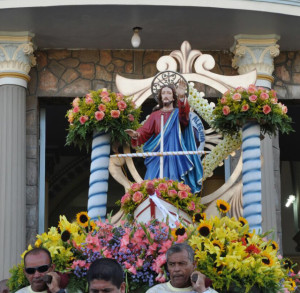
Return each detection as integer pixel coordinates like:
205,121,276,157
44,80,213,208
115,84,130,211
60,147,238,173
88,131,110,221
242,121,262,232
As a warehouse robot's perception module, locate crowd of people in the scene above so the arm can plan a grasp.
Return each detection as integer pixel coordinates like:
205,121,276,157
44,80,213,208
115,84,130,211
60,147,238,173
0,243,217,293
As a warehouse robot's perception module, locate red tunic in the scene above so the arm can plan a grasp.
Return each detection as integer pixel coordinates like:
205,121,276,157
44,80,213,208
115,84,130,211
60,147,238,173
132,98,190,147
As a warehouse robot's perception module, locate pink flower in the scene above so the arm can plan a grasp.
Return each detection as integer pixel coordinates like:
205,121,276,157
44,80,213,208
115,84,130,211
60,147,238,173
220,97,227,104
159,240,173,253
147,242,158,256
102,96,111,103
79,115,89,124
136,258,144,268
128,266,137,275
117,100,127,111
85,95,94,104
177,183,188,191
120,193,131,205
260,92,269,100
132,191,143,203
222,106,230,116
241,104,249,112
233,93,241,101
168,189,177,198
68,112,74,123
236,87,245,93
247,85,257,94
86,234,100,251
128,114,134,121
178,191,188,199
73,106,80,113
270,98,278,104
102,249,112,258
72,260,87,269
188,201,195,211
270,89,277,97
111,110,120,118
249,95,257,103
98,104,106,111
146,181,155,196
263,104,271,114
72,97,80,107
158,183,168,191
282,105,288,114
152,254,166,273
116,93,124,101
131,183,141,191
95,111,105,121
100,91,109,97
120,233,130,249
155,273,166,283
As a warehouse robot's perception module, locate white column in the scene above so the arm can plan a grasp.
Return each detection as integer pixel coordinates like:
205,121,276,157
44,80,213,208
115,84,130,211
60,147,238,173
0,32,36,279
231,34,281,236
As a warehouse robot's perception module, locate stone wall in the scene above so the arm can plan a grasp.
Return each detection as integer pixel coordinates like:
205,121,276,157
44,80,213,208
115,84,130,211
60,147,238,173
274,51,300,99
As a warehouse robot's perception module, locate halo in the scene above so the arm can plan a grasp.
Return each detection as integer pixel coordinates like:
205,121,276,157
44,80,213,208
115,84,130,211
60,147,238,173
151,70,189,101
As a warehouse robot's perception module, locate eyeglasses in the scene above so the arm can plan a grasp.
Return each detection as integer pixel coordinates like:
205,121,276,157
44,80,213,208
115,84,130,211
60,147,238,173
25,264,51,275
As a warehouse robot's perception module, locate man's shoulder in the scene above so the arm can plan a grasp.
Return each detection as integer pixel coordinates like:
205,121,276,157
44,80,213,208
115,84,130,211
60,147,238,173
145,282,169,293
15,285,30,293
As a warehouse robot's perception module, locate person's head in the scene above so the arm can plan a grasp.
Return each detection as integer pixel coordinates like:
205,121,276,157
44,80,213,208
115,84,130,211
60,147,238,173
87,258,125,293
157,84,178,109
0,279,9,293
23,248,54,292
166,243,195,288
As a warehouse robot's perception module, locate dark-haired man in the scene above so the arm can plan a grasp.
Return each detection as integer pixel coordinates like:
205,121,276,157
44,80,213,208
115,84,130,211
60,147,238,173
16,248,67,293
146,243,218,293
87,258,125,293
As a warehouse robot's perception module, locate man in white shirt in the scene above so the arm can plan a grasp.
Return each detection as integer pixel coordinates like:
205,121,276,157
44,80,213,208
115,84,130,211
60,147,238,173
16,248,66,293
146,243,218,293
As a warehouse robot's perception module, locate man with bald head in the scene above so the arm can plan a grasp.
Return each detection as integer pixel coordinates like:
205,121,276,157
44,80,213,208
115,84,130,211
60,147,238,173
16,248,67,293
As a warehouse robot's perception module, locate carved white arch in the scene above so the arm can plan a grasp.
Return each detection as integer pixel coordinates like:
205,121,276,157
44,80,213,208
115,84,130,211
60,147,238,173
110,41,256,223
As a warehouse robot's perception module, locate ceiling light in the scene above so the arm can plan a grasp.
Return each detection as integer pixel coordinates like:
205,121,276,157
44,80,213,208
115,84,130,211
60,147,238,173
131,27,142,48
285,195,296,207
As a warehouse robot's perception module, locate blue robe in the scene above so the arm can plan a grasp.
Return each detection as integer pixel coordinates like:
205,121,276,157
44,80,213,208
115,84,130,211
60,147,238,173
143,109,203,193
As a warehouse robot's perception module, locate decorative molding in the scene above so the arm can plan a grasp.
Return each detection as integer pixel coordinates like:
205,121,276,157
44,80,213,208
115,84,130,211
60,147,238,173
231,34,280,88
0,32,36,87
116,41,256,107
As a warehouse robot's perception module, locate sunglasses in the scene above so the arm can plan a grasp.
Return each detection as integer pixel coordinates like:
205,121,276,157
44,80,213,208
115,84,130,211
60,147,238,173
25,264,51,275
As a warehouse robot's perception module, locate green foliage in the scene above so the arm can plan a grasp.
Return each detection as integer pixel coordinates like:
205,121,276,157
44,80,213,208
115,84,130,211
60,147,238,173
212,86,293,137
8,263,29,293
66,89,141,151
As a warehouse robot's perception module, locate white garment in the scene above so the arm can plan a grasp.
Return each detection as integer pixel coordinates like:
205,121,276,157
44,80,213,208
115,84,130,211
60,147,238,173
15,286,47,293
146,281,218,293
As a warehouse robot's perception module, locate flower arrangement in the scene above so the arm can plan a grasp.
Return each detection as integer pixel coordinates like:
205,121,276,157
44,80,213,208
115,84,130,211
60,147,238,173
118,178,204,217
66,89,141,150
187,83,242,180
188,201,298,293
212,85,293,136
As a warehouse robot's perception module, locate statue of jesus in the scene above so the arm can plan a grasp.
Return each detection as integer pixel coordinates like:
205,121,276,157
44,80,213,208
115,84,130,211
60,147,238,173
125,80,203,193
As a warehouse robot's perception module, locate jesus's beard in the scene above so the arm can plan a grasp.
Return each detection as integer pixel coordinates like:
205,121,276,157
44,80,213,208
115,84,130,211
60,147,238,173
163,100,174,107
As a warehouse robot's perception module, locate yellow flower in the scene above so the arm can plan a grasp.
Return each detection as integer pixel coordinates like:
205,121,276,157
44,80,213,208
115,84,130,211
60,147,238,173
216,199,230,213
261,252,274,267
238,217,248,226
76,211,90,227
171,225,186,240
197,223,212,237
35,238,42,247
61,228,71,242
193,213,206,223
212,239,224,251
270,240,279,251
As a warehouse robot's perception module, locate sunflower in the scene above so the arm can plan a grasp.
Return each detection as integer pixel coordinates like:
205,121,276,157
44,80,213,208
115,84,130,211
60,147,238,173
270,240,279,251
89,221,96,231
216,199,230,213
61,229,71,242
212,239,224,251
238,217,248,226
261,252,274,267
197,223,212,237
76,211,90,227
171,225,186,239
283,258,293,270
193,213,206,223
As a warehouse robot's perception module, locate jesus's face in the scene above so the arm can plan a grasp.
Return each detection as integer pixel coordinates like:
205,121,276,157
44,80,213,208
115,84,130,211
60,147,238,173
161,87,174,106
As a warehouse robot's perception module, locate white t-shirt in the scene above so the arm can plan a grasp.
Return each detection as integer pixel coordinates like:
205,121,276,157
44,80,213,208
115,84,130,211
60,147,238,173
15,286,47,293
146,281,218,293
